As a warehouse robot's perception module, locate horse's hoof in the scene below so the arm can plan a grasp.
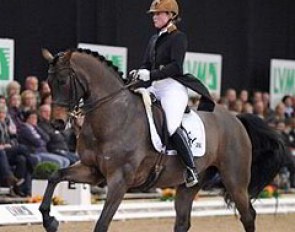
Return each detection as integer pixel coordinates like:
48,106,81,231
44,216,59,232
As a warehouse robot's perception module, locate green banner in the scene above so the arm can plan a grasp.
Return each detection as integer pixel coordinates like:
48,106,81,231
0,39,14,94
272,67,295,94
270,59,295,108
0,48,10,80
183,52,222,97
184,61,218,90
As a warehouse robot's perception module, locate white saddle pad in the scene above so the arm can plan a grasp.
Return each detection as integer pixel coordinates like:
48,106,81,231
135,88,206,157
181,111,206,157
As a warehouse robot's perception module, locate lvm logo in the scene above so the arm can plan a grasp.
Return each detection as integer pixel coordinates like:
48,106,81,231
272,67,295,94
184,60,219,90
0,48,10,80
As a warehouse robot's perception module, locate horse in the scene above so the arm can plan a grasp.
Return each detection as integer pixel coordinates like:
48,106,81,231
39,48,286,232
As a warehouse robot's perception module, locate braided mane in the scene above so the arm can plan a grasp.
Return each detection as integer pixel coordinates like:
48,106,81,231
52,48,124,82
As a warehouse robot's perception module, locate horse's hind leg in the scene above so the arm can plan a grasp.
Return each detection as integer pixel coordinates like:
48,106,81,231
238,198,256,232
39,162,103,232
221,172,256,232
174,184,201,232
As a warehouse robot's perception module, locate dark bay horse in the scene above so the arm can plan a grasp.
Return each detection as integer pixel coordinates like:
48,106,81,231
39,49,285,232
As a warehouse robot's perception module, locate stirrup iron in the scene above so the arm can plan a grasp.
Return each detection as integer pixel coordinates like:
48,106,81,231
184,167,199,188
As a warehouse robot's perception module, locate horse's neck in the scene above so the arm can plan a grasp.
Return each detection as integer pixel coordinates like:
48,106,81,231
74,56,149,141
82,91,141,143
73,54,123,101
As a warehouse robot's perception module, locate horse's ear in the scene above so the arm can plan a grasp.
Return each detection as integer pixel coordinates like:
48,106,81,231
62,50,73,62
42,49,54,63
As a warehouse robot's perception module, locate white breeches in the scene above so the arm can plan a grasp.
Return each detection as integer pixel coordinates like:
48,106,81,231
147,78,188,136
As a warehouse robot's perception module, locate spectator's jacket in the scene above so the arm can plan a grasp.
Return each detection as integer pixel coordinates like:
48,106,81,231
8,106,24,130
0,117,18,146
0,121,10,145
38,118,69,152
18,123,49,153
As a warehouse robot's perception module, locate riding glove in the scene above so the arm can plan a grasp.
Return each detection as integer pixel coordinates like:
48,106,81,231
137,69,150,81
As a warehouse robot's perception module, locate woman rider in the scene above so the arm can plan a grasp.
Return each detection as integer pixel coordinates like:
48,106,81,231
131,0,215,187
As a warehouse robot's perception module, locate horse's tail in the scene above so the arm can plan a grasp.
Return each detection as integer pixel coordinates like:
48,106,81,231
237,113,287,199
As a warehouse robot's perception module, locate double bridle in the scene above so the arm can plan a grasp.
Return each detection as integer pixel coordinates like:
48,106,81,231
48,65,137,123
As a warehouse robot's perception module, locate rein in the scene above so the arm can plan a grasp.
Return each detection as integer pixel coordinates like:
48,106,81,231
81,80,138,114
78,81,138,114
64,80,139,137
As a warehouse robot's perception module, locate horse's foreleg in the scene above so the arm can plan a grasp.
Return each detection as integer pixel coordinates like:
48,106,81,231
174,183,201,232
94,169,130,232
39,162,103,232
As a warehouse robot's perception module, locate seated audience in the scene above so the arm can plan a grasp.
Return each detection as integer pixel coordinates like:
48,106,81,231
38,104,79,164
0,104,38,196
18,110,70,168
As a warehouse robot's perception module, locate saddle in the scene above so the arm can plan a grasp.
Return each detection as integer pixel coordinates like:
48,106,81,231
150,94,170,149
132,88,206,191
150,95,191,150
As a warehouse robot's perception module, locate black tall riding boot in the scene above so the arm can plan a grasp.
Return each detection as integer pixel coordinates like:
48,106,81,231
171,128,199,187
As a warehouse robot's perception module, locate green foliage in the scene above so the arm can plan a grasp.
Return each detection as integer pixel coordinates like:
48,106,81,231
33,162,59,179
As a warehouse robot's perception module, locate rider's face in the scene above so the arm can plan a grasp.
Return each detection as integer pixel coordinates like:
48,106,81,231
152,12,172,29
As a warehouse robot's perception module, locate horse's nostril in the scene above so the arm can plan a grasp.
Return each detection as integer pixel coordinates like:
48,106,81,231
51,119,66,130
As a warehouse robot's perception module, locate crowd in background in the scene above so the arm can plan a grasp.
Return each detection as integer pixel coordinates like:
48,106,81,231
0,75,294,198
0,76,79,197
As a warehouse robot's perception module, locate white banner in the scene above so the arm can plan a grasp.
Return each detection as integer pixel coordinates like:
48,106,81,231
270,59,295,109
0,204,42,225
0,38,14,93
78,43,127,76
184,52,222,97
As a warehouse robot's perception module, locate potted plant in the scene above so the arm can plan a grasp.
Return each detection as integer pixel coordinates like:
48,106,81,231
33,162,59,180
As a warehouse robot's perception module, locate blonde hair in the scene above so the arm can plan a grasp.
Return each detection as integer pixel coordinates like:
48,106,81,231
21,90,37,107
6,81,21,96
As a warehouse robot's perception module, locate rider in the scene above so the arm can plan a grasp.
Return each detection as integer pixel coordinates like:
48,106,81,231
131,0,214,187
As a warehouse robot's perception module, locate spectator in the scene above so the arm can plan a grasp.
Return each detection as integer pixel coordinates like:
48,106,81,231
20,90,37,112
0,104,38,196
282,95,294,118
274,102,286,123
262,92,275,121
25,75,40,104
0,149,24,196
253,100,265,119
0,95,6,105
224,88,237,109
242,102,254,114
38,104,79,164
238,90,249,104
7,93,24,130
18,110,70,168
229,99,243,115
6,80,21,98
251,90,262,104
286,117,295,152
39,81,51,98
40,92,52,106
